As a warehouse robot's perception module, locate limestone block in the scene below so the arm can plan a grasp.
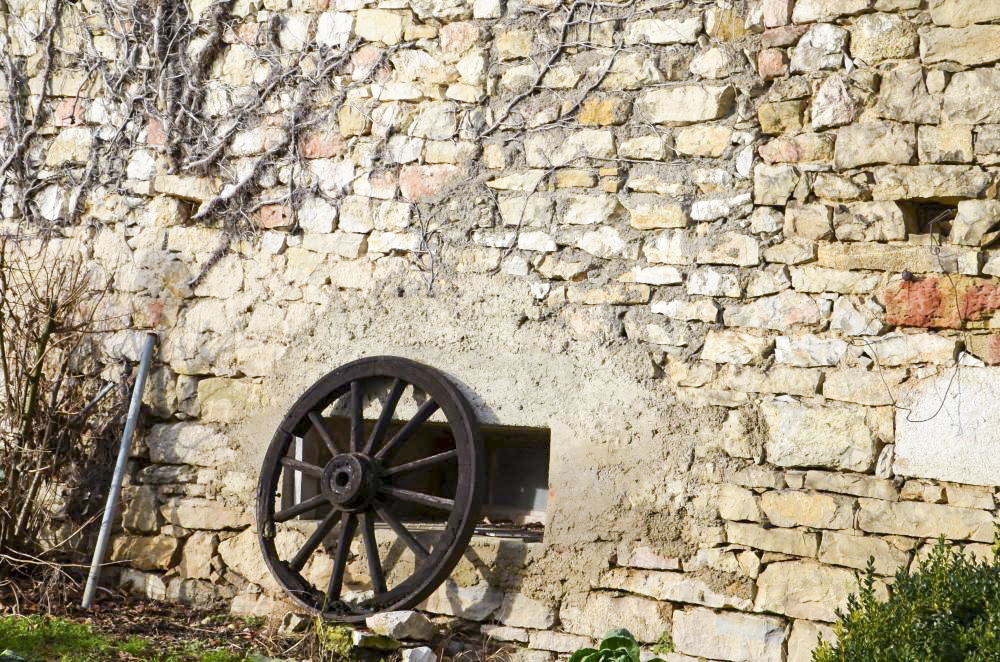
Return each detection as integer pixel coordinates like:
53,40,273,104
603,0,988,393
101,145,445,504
746,266,791,298
366,611,436,641
812,74,864,129
755,560,859,621
790,24,847,72
894,367,1000,486
823,368,906,406
145,423,234,467
753,164,798,205
718,484,761,522
833,202,910,242
561,193,621,226
803,470,898,500
160,498,250,530
702,330,772,365
688,268,741,297
495,30,532,59
758,49,789,80
122,486,160,534
643,230,693,265
819,531,911,575
784,202,832,240
576,227,625,259
850,13,917,63
875,63,940,124
835,122,916,170
180,531,218,580
567,283,650,305
817,241,979,275
528,631,593,653
619,136,665,160
622,196,687,230
421,580,502,621
760,490,854,529
790,266,880,294
402,648,437,662
691,194,752,222
929,0,1000,26
636,85,735,126
724,291,821,331
316,11,353,48
792,0,871,23
918,125,973,164
758,133,834,164
921,25,1000,66
857,497,996,541
111,534,180,571
831,296,886,336
950,200,1000,246
153,174,220,202
517,231,557,253
627,266,684,286
697,232,760,267
675,125,732,157
787,620,835,662
726,522,819,557
119,568,167,601
762,0,794,28
758,100,806,135
690,47,743,79
944,69,1000,124
775,335,848,367
719,365,822,397
399,164,459,202
197,378,268,422
497,593,557,629
812,173,868,202
761,400,875,471
673,607,785,662
861,331,958,365
600,567,751,610
45,126,93,166
624,17,702,45
355,9,403,44
559,592,671,643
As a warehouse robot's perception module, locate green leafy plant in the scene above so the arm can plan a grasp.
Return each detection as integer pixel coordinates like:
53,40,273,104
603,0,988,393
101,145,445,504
813,536,1000,662
569,629,665,662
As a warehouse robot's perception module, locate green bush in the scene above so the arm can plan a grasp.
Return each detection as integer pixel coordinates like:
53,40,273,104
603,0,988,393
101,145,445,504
813,537,1000,662
569,629,664,662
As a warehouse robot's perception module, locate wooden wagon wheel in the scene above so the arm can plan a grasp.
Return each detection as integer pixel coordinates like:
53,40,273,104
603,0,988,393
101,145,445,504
256,356,485,622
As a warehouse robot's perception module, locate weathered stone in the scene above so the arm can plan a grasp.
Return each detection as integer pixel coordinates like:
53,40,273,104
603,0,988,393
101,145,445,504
762,400,876,471
422,580,502,621
921,26,1000,66
726,522,819,557
762,25,810,47
758,49,789,80
758,100,807,135
517,231,557,253
623,196,686,230
951,200,1000,246
675,125,732,157
122,485,160,534
559,592,671,643
784,203,832,239
929,0,1000,26
697,232,760,267
823,368,906,406
577,227,625,258
528,631,593,653
862,331,958,365
790,266,880,294
818,241,979,275
400,165,459,201
355,9,403,43
627,266,683,286
718,484,761,522
197,378,268,422
724,292,821,331
673,608,785,662
775,335,848,367
720,365,822,397
691,193,752,222
851,13,918,63
153,175,220,202
792,0,871,23
690,47,743,79
636,85,735,126
832,296,886,336
366,611,436,641
179,531,217,580
761,490,855,529
834,202,910,242
644,230,693,265
160,498,250,530
111,534,180,571
945,484,995,509
812,74,864,130
790,24,848,72
702,330,773,365
944,69,1000,124
919,125,974,164
813,173,868,202
754,164,798,205
755,561,858,621
787,620,836,662
525,130,615,168
619,136,665,160
876,63,941,124
858,497,997,541
145,423,234,467
836,122,915,170
803,470,897,500
894,368,1000,486
45,126,93,166
497,593,557,629
688,268,741,297
624,17,701,45
120,568,167,601
759,133,834,164
599,567,752,610
819,531,911,575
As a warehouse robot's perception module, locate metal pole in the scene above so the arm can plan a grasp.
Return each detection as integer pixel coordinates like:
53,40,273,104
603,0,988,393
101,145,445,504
81,332,157,608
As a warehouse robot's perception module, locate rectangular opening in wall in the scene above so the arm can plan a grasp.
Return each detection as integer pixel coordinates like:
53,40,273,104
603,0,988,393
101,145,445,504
900,201,957,236
280,418,550,538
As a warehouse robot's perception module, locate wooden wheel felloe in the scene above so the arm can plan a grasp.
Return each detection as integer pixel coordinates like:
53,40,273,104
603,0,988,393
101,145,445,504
256,356,485,622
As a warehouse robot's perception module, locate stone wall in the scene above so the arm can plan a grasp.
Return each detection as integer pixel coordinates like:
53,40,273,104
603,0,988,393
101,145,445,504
5,0,1000,659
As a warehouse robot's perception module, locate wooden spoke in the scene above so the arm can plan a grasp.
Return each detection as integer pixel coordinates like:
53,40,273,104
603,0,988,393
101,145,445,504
382,449,458,478
289,510,341,572
364,378,406,455
308,411,342,457
379,486,454,511
274,494,327,523
361,513,387,595
373,400,439,463
374,504,429,561
326,513,357,604
281,457,324,478
350,380,364,452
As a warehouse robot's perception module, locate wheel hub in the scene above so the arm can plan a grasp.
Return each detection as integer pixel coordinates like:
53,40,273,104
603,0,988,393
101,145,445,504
323,453,376,511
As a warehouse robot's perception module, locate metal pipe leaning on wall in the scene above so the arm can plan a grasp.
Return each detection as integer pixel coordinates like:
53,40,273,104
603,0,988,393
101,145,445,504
82,332,158,609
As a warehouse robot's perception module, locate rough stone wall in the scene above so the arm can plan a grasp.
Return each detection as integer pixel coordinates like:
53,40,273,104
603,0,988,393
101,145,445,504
7,0,1000,659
